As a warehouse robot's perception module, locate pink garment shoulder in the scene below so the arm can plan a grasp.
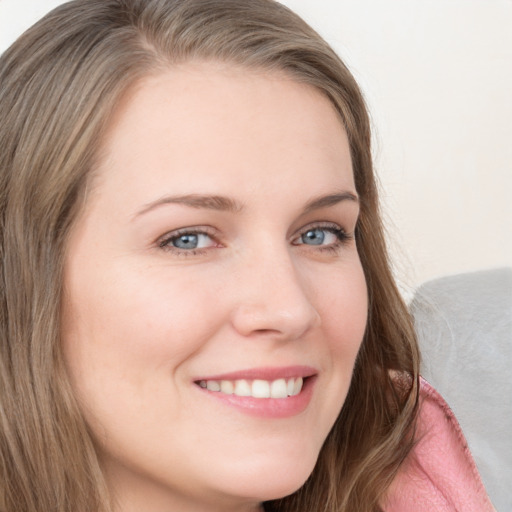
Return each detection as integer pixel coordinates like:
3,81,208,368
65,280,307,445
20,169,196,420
382,378,495,512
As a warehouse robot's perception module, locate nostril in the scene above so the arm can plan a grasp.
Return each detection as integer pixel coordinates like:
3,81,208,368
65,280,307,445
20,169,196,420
229,278,320,339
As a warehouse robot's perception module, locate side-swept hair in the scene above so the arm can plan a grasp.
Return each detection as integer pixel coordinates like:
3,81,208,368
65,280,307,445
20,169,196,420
0,1,419,510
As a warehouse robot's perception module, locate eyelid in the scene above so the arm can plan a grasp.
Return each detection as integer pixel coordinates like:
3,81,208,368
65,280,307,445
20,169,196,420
154,221,353,257
156,226,220,253
292,222,351,242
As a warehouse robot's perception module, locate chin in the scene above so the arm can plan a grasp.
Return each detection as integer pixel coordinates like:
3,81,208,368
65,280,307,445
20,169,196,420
214,449,318,503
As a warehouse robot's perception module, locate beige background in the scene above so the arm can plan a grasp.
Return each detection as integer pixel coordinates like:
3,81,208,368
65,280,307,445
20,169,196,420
1,0,511,295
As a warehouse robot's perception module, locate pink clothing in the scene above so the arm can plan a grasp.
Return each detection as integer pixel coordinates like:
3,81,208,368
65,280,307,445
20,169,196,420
382,378,495,511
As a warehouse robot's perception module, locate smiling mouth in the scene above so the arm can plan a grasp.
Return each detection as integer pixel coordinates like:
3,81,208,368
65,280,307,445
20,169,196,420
196,377,304,399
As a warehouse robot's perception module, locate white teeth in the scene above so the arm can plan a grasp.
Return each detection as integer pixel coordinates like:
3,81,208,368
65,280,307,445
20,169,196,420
200,377,305,398
292,377,303,396
286,378,295,396
252,379,270,398
234,379,251,396
270,378,288,398
206,381,220,392
220,380,234,394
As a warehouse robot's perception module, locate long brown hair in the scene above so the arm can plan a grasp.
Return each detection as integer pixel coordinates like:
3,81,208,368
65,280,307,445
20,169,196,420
0,1,420,511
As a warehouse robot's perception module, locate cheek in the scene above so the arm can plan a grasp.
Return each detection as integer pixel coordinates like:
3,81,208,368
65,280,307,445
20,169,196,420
60,265,227,449
60,262,230,436
308,259,368,408
320,262,368,356
63,262,223,362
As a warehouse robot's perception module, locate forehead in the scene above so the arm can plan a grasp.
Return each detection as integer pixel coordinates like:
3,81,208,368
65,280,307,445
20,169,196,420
90,61,354,211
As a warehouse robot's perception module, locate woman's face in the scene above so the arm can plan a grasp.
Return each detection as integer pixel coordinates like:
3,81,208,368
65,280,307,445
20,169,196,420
61,62,367,512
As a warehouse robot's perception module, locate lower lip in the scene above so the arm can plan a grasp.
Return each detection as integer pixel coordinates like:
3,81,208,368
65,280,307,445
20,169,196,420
195,376,316,419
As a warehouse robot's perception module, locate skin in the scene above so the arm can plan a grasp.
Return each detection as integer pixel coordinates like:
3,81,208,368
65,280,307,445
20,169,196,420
61,61,368,512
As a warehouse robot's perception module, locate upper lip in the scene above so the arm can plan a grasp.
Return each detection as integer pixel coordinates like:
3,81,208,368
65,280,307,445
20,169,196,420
193,365,317,382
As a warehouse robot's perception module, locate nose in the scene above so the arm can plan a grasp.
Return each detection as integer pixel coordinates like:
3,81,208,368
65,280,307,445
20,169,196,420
229,246,321,341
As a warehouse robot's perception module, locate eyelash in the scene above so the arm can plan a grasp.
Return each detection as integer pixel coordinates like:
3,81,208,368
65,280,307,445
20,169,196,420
157,227,218,257
156,223,353,257
292,223,353,254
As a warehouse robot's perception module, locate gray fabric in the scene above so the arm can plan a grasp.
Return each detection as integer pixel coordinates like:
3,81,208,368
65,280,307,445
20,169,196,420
411,268,512,512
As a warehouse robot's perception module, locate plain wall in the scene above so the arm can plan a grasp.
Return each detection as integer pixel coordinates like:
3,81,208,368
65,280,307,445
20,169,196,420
1,0,511,294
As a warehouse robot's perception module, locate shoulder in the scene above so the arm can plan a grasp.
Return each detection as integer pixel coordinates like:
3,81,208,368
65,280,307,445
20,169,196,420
381,378,495,512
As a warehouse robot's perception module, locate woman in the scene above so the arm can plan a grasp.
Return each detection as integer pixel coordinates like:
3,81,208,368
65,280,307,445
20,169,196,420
0,1,493,511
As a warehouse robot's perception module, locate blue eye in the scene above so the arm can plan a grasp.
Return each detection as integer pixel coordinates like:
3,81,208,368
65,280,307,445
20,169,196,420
159,230,216,252
298,227,342,246
301,228,327,245
172,233,200,249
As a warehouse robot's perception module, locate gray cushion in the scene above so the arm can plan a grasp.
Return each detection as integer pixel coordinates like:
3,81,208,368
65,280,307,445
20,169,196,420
411,268,512,512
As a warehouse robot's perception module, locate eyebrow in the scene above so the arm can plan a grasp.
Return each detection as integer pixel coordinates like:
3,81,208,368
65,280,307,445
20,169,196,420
135,194,243,218
134,190,358,219
302,191,359,213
